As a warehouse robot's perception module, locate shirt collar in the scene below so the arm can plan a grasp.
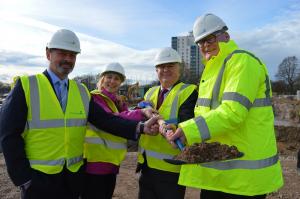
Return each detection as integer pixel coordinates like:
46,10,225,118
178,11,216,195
160,80,181,91
47,68,68,86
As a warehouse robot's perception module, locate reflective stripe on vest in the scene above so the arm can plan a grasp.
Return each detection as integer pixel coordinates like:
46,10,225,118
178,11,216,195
27,76,89,130
201,154,278,170
197,96,272,109
194,116,211,141
85,137,127,149
145,86,158,101
30,155,83,167
86,124,127,150
196,50,272,109
139,147,174,160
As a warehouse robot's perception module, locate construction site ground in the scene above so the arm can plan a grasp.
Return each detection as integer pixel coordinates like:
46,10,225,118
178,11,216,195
0,97,299,198
0,150,299,199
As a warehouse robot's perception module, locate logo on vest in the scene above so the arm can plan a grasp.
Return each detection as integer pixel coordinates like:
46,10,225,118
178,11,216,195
70,110,84,115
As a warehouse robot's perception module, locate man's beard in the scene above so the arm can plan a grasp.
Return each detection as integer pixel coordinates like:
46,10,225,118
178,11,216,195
56,61,74,76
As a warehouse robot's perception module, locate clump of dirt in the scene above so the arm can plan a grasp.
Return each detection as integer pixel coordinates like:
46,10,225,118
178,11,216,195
174,142,242,163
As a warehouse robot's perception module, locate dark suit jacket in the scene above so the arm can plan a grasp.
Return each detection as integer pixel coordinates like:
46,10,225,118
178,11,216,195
0,71,138,186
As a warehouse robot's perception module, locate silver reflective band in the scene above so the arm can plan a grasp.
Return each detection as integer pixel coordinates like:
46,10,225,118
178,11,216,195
194,116,211,141
30,155,83,167
28,119,87,129
30,158,65,166
29,76,40,119
66,119,87,127
196,98,211,107
27,75,88,129
253,98,272,107
201,154,279,170
169,84,191,120
197,96,272,109
67,155,83,167
28,119,64,129
222,92,252,110
145,86,159,101
85,137,127,149
77,83,90,117
140,147,174,160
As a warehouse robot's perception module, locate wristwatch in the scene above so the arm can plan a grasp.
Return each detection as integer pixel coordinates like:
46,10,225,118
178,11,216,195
139,122,145,135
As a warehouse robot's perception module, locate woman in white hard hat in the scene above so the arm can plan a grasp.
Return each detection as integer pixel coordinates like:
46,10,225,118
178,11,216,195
82,62,155,199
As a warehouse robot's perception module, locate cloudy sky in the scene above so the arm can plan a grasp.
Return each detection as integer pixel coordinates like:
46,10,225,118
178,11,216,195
0,0,300,84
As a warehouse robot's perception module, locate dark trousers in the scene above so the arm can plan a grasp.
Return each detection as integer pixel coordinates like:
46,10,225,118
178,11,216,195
21,166,85,199
81,173,117,199
138,167,186,199
200,189,266,199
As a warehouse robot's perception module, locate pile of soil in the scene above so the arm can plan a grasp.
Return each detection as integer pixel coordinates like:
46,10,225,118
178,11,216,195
174,142,241,163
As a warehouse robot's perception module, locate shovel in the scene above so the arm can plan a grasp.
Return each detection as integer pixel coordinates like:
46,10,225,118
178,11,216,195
163,152,244,165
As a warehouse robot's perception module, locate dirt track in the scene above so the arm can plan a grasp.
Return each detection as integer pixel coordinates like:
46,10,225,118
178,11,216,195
1,151,299,199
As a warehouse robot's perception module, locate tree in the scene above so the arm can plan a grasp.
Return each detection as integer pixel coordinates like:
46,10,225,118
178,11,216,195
275,56,299,94
271,80,287,95
0,81,10,95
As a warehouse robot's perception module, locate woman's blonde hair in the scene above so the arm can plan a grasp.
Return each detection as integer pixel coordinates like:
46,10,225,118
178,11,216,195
96,72,123,91
96,75,105,91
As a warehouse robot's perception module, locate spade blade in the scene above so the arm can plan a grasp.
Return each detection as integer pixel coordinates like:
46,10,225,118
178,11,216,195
164,152,244,165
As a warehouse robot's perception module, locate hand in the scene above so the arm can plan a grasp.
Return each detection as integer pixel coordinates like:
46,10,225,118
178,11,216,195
159,123,176,136
143,115,161,135
165,127,186,149
141,107,158,119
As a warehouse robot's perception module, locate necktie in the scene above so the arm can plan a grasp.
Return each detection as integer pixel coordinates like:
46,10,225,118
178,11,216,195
157,89,168,109
57,81,67,112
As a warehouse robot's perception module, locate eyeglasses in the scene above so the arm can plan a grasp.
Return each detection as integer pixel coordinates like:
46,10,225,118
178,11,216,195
156,63,177,70
197,35,217,46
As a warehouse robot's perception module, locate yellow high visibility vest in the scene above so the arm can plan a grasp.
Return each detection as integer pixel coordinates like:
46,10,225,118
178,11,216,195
84,90,127,166
178,40,283,196
138,82,196,173
20,74,90,174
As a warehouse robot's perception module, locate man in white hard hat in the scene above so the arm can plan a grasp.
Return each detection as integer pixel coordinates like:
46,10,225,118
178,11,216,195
137,47,198,199
0,29,159,199
166,13,283,198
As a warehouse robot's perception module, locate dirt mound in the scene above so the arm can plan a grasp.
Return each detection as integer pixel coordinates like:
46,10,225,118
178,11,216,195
175,142,241,163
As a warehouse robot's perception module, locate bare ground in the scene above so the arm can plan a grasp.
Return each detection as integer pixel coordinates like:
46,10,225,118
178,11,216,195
1,150,298,199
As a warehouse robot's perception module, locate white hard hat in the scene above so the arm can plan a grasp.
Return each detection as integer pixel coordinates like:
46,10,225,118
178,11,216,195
47,29,81,53
101,62,126,81
193,13,228,43
154,47,181,66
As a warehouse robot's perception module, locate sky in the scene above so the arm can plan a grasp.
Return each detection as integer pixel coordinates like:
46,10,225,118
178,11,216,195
0,0,300,84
